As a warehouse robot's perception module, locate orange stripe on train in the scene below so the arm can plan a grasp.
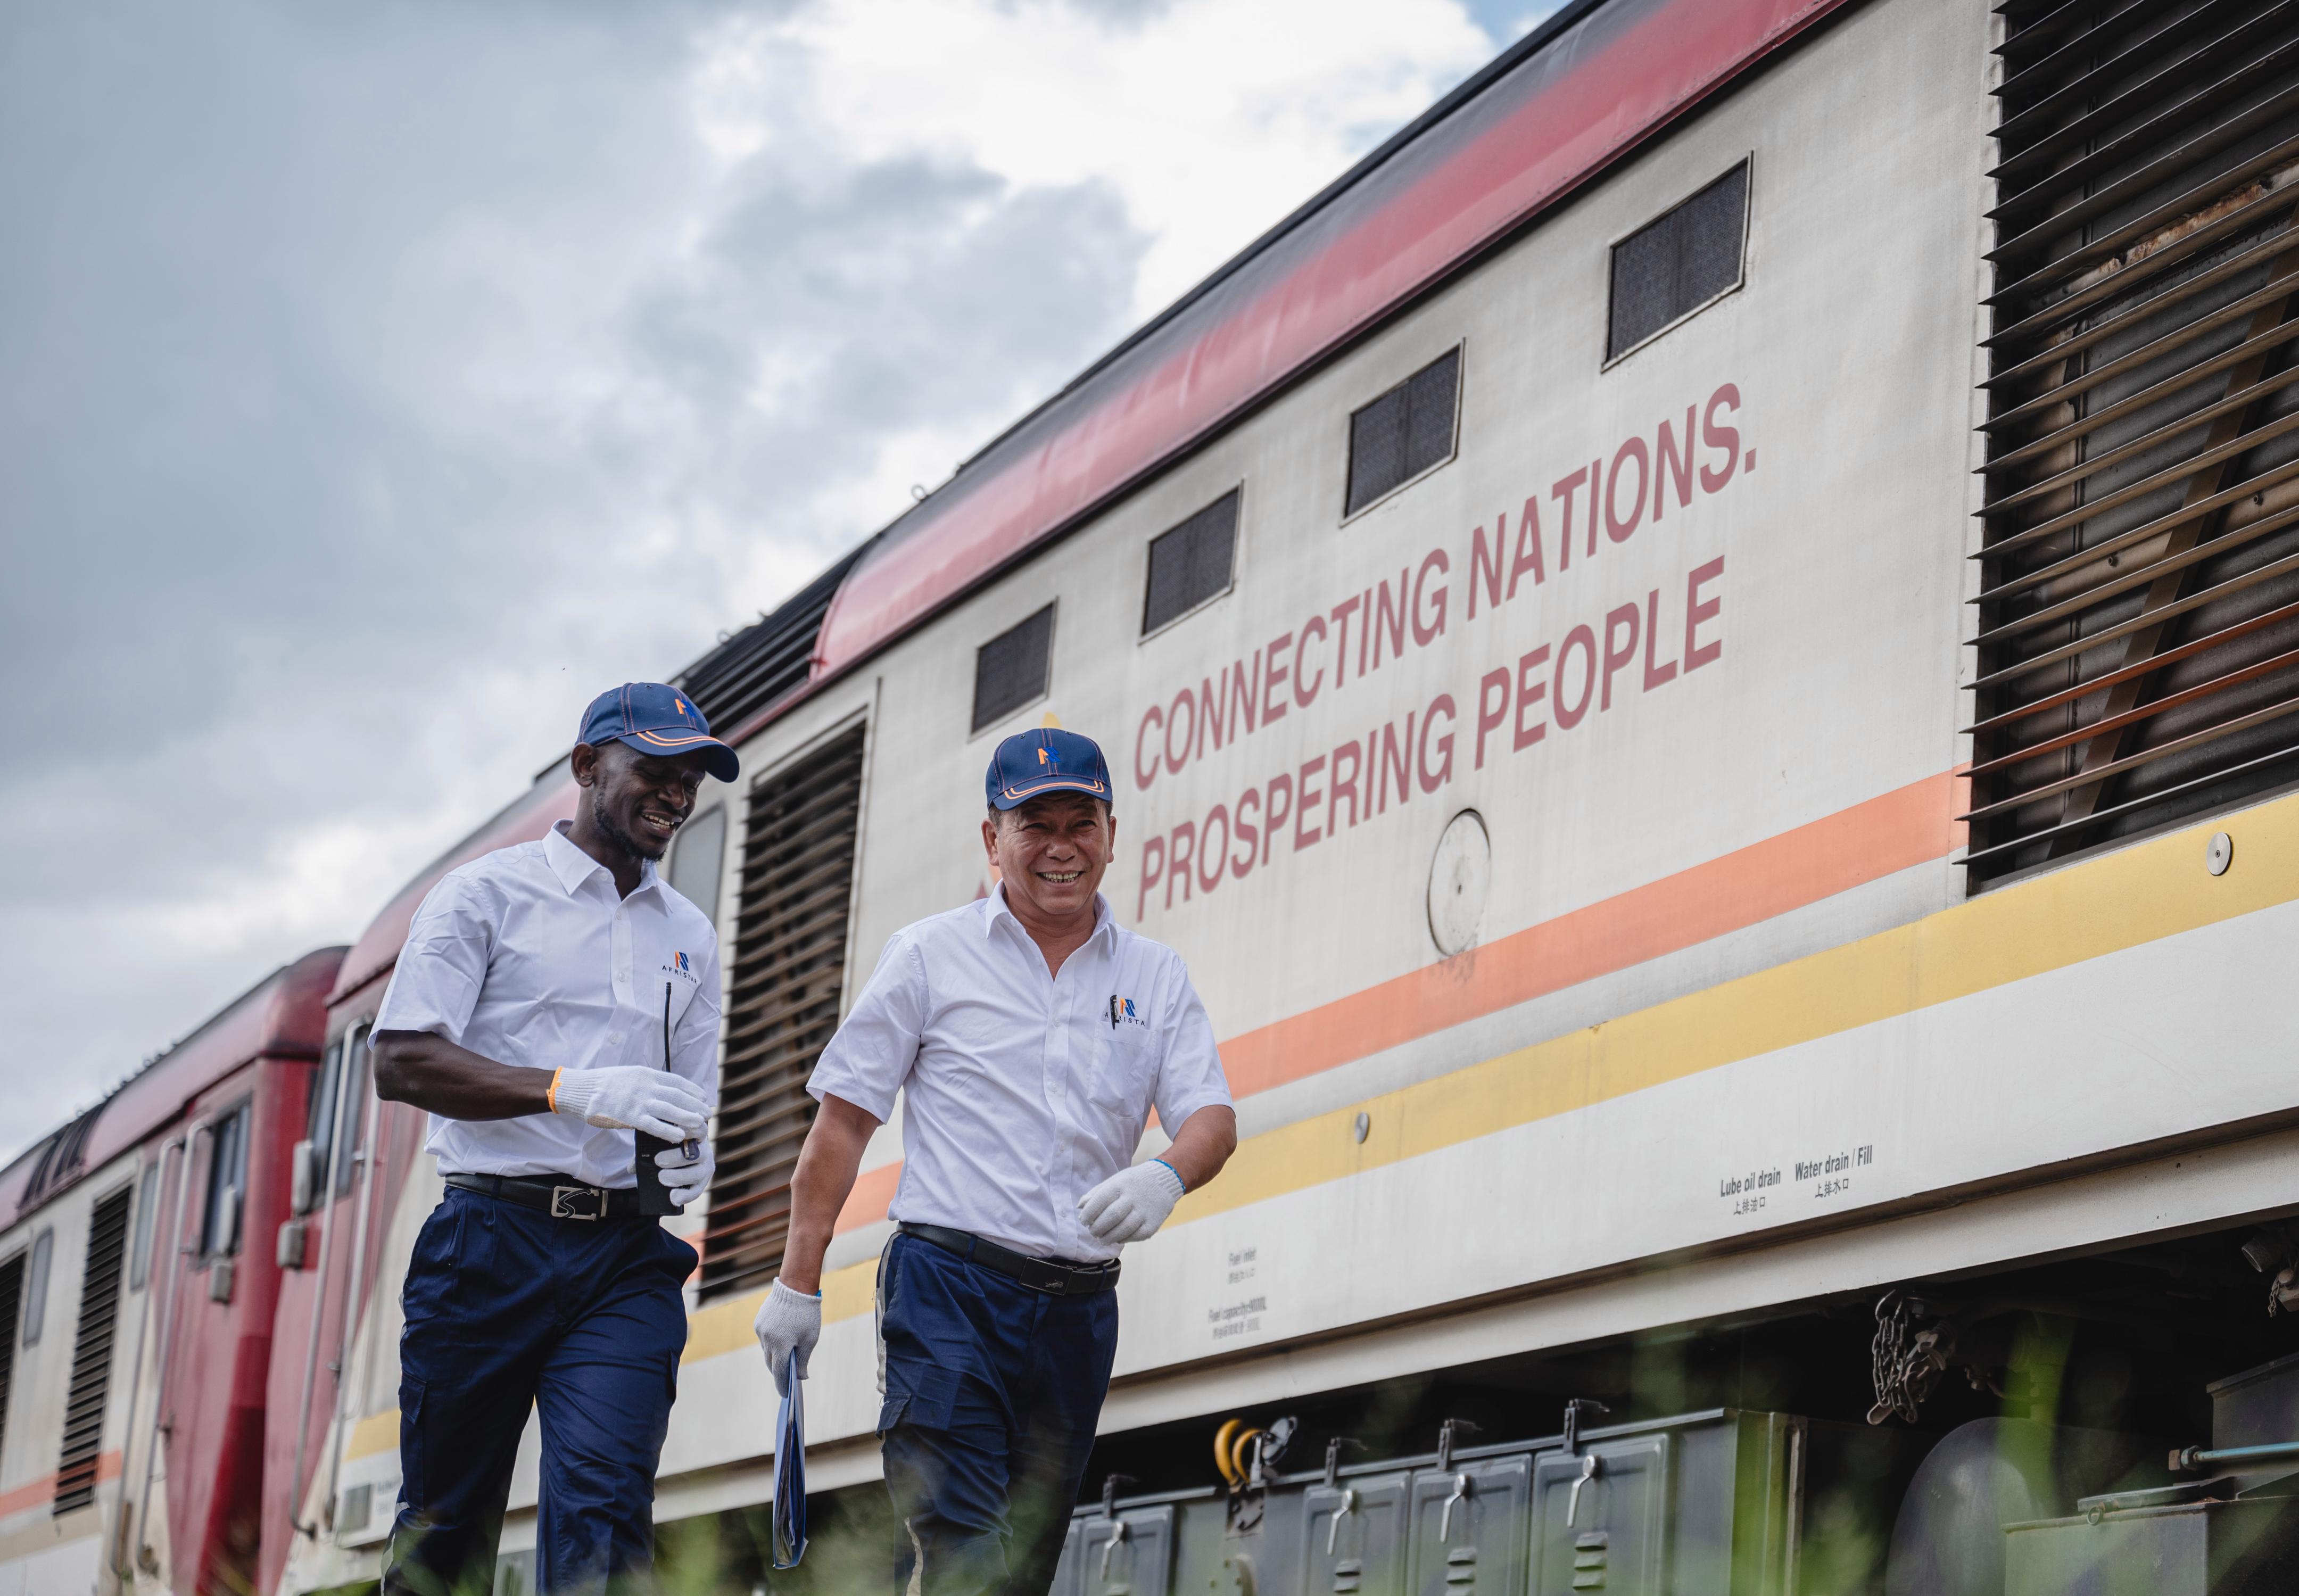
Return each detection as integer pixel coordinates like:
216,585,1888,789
828,768,1964,1236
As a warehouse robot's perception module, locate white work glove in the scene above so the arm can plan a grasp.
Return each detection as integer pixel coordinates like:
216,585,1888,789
550,1065,709,1144
1079,1159,1186,1245
754,1279,821,1396
654,1140,714,1208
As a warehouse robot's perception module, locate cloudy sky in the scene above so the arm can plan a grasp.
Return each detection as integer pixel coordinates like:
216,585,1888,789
1,0,1552,1160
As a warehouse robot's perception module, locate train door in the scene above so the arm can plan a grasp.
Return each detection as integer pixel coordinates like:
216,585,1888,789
1529,1434,1672,1596
1076,1503,1177,1596
1300,1470,1408,1595
1404,1453,1532,1596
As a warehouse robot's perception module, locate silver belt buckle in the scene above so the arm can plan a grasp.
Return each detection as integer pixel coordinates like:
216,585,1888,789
550,1185,603,1221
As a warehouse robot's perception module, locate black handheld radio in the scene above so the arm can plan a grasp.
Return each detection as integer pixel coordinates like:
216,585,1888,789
634,981,698,1216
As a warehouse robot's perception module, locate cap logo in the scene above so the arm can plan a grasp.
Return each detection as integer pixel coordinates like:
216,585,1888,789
1038,747,1049,766
677,698,691,718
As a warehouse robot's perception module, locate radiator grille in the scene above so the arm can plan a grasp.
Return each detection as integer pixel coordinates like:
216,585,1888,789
700,724,868,1299
55,1186,130,1515
1971,0,2299,882
676,547,863,739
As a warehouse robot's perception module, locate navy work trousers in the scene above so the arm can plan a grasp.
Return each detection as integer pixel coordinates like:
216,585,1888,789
878,1233,1121,1596
382,1187,695,1596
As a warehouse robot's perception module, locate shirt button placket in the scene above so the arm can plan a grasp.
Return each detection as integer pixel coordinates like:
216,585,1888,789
595,896,635,1145
1048,983,1072,1249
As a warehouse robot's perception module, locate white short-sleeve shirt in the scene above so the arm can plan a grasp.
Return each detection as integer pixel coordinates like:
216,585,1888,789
809,886,1231,1263
371,821,722,1188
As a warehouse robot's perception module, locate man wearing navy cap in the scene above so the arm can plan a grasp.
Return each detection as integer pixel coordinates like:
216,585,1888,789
370,683,739,1596
755,727,1237,1596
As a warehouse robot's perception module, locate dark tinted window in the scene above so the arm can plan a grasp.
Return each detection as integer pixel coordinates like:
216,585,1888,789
972,604,1056,733
1345,347,1460,517
333,1030,368,1198
302,1040,342,1212
202,1105,249,1256
1143,490,1240,634
1608,163,1747,359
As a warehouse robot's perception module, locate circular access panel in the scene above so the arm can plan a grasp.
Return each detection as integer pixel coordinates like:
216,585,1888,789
1427,810,1492,957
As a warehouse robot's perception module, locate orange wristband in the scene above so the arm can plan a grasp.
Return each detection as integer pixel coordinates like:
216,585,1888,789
547,1067,563,1113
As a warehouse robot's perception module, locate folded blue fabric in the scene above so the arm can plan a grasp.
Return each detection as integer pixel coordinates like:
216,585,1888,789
772,1353,808,1568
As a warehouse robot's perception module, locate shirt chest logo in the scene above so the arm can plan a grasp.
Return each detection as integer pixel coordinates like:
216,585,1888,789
661,951,699,985
1107,995,1147,1030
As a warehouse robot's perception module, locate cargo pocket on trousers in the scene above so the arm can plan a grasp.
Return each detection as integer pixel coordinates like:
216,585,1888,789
399,1380,427,1509
881,1363,960,1434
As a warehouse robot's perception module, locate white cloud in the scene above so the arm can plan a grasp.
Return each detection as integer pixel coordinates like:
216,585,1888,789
703,0,1493,316
0,0,1508,1161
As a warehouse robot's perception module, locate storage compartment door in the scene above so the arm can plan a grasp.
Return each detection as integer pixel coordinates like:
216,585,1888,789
1531,1435,1672,1596
1300,1473,1410,1596
1078,1504,1177,1596
1406,1453,1533,1596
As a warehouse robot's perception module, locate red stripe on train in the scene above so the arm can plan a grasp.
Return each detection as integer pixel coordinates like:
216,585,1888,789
811,0,1853,684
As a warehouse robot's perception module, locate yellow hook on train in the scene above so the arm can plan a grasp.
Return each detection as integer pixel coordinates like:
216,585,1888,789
1212,1417,1267,1486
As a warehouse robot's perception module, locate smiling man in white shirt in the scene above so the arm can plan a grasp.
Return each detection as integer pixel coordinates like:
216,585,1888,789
368,683,734,1596
754,727,1236,1596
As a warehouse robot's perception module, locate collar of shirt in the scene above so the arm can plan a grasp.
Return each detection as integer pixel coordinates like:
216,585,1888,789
980,881,1117,956
544,819,665,903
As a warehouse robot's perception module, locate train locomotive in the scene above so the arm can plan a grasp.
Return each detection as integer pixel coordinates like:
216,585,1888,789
9,0,2299,1591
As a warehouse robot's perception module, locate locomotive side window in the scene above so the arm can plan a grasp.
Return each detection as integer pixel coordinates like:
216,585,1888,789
202,1104,250,1257
1607,161,1749,360
1142,489,1241,635
334,1024,370,1198
301,1039,342,1214
129,1160,161,1289
20,1231,51,1348
667,803,728,921
1345,346,1461,517
971,603,1056,733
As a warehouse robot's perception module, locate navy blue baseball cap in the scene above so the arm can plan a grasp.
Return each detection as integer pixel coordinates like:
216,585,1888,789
987,728,1112,811
578,683,740,783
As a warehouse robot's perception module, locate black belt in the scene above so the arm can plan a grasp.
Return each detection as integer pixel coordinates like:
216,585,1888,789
445,1172,649,1221
897,1222,1120,1295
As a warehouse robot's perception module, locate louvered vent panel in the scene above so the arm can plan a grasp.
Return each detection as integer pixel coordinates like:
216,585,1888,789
0,1254,22,1469
677,548,863,739
700,724,867,1300
55,1186,130,1515
1970,0,2299,883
